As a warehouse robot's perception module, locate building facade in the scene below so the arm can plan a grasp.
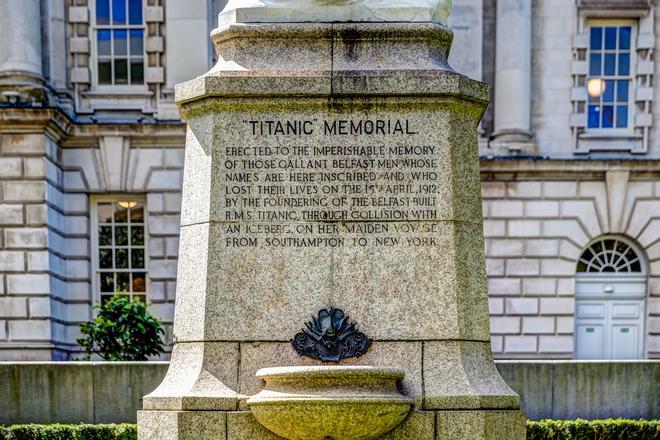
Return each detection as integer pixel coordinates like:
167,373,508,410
0,0,658,360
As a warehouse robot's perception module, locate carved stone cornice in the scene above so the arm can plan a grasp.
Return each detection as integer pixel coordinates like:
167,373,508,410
480,158,660,181
0,107,72,141
62,121,186,148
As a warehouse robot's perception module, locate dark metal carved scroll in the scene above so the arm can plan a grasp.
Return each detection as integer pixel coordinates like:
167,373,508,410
291,307,372,362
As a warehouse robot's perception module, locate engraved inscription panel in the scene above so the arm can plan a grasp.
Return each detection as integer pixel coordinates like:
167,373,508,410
220,116,448,250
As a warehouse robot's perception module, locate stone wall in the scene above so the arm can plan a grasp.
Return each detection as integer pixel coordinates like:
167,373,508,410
482,163,660,359
0,361,656,424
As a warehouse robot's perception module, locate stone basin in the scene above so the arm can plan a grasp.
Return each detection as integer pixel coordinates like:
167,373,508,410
247,366,413,440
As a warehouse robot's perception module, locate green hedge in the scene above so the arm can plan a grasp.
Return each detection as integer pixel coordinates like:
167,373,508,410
1,420,658,439
0,425,136,440
527,419,660,440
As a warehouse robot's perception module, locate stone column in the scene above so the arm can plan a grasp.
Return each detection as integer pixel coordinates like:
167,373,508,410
0,0,44,102
492,0,533,148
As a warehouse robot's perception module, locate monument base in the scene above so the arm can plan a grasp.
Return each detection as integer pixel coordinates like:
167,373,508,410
138,409,527,440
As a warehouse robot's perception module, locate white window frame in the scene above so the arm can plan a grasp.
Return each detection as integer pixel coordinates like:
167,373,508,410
90,0,148,91
585,19,637,136
90,195,149,305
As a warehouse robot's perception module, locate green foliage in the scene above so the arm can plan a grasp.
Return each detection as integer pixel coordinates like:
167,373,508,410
2,420,658,440
0,424,136,440
527,419,660,440
77,294,165,361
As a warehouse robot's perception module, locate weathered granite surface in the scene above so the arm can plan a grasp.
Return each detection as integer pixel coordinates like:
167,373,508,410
247,366,412,439
139,0,525,438
218,0,453,28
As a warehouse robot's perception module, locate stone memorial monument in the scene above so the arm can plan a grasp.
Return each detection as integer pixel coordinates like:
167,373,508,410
138,0,526,438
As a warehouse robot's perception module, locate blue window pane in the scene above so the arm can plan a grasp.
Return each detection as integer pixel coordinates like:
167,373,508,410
588,105,600,128
98,59,112,84
619,27,631,50
96,0,110,24
114,30,127,56
618,53,630,76
129,0,142,24
603,80,615,102
604,54,616,76
590,27,602,50
130,60,144,84
605,27,617,50
617,81,629,103
112,0,126,24
97,30,111,56
616,105,628,128
114,58,128,84
589,54,601,76
129,30,143,55
602,105,614,128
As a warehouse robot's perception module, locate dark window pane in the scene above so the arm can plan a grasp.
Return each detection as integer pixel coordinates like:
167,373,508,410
112,0,126,24
616,105,628,128
604,54,616,76
618,53,630,76
590,27,602,50
132,249,145,268
99,226,113,246
115,226,128,245
96,0,110,24
132,273,146,292
129,30,143,55
605,27,617,50
129,0,142,24
113,29,127,56
619,26,631,50
577,260,587,272
588,105,600,128
589,54,601,76
115,248,129,268
130,204,144,222
117,272,130,292
97,30,111,56
130,60,144,84
98,203,113,223
99,249,113,268
114,59,128,84
617,80,629,103
115,204,128,222
602,105,614,128
132,226,144,245
98,59,112,84
630,260,641,272
603,80,615,102
100,273,115,292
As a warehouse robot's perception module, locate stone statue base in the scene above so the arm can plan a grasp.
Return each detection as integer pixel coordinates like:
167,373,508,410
138,8,526,440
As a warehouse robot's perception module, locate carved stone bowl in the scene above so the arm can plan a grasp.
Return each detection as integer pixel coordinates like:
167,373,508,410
247,366,412,440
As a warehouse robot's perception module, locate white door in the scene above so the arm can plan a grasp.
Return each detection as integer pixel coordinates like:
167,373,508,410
575,298,644,359
574,237,647,360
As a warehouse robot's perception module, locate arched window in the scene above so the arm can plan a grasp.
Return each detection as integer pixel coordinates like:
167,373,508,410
576,237,643,274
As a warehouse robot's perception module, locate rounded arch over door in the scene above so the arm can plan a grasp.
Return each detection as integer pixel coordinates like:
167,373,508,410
575,236,647,360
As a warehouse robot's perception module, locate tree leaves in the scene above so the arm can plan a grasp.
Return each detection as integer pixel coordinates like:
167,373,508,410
77,294,165,361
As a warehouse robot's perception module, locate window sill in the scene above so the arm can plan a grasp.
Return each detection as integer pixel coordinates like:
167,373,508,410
83,87,153,98
576,130,645,154
579,131,642,140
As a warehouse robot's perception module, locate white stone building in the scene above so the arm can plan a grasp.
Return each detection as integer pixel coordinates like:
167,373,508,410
0,0,658,361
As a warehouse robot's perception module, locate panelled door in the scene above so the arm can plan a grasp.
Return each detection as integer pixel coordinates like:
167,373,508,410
575,238,647,360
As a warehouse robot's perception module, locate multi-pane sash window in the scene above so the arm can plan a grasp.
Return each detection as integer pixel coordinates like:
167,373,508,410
587,25,633,129
587,25,632,129
95,200,147,303
95,0,144,85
